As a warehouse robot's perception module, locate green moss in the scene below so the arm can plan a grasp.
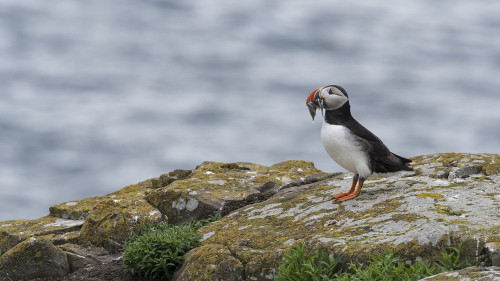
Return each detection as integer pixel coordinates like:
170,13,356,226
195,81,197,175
49,196,102,220
416,193,444,199
0,216,84,254
0,236,69,280
49,182,158,222
471,176,494,182
358,197,404,217
446,220,473,232
421,181,466,192
434,205,465,217
410,153,500,177
484,226,500,243
480,154,500,175
146,160,327,224
447,182,468,188
390,213,426,222
177,244,245,280
79,188,162,252
50,231,80,246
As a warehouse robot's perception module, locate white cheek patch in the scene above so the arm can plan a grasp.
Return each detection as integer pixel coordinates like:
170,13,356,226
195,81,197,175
324,95,348,110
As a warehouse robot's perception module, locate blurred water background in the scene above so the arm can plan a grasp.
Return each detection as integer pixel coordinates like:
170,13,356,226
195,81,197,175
1,0,499,221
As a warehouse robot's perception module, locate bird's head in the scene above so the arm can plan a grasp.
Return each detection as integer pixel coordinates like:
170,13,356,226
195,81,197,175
306,85,349,121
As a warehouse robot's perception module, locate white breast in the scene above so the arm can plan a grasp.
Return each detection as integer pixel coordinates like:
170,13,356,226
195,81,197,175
320,123,372,178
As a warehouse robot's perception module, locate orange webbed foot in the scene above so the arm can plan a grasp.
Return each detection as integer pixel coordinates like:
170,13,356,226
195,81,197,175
331,192,353,199
333,176,364,203
332,175,358,200
336,193,359,202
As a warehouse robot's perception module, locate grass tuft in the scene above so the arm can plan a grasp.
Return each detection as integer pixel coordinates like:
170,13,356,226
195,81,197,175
276,242,468,281
121,212,220,280
276,243,341,281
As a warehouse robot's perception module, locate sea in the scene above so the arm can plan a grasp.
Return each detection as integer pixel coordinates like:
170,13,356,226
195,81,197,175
1,0,499,221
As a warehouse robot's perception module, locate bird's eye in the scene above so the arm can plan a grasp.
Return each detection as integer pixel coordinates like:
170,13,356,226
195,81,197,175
327,88,344,97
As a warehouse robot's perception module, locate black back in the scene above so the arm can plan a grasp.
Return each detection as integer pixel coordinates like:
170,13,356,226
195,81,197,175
325,101,413,173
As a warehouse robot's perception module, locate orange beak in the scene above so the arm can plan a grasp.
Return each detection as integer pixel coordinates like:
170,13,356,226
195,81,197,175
306,88,324,121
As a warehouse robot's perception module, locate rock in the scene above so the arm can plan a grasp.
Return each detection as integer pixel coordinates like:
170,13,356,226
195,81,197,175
0,155,498,281
454,165,483,178
79,184,163,252
146,160,327,225
0,236,69,280
419,266,500,280
48,170,193,221
50,231,81,246
0,216,84,254
0,165,198,279
155,169,193,188
49,196,103,220
172,244,246,281
175,153,500,280
487,242,500,267
58,243,121,272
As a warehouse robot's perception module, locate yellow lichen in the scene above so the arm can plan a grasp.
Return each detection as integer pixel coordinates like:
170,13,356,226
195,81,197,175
416,193,444,199
434,205,465,216
410,153,500,177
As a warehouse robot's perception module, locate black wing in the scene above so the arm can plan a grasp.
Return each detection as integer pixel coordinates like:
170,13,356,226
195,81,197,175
346,118,413,173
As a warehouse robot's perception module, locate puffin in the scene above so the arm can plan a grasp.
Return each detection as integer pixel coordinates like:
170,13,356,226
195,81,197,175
306,85,413,202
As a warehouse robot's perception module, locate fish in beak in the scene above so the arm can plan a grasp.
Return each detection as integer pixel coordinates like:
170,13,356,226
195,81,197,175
306,88,325,121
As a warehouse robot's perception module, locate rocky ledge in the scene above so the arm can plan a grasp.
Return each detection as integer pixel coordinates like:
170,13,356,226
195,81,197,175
0,153,499,281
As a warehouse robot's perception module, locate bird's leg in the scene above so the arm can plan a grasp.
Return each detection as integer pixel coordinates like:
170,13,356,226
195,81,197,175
337,177,365,202
332,174,359,199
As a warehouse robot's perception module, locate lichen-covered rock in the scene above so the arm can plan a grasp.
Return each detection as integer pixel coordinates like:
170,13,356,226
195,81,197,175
419,266,500,280
154,169,194,188
411,152,500,179
172,244,246,281
48,170,193,221
0,154,498,280
0,216,84,254
49,196,103,220
58,243,122,273
79,184,162,252
487,242,500,267
0,236,69,281
146,160,326,225
176,153,500,281
50,230,81,246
